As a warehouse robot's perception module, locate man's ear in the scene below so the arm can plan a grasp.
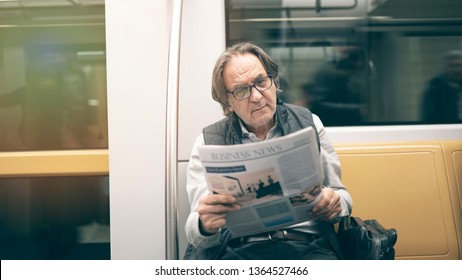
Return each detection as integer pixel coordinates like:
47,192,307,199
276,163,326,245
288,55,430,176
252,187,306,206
227,102,234,113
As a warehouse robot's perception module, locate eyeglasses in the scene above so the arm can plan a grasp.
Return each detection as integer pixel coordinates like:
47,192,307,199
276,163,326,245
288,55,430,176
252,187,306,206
226,75,273,101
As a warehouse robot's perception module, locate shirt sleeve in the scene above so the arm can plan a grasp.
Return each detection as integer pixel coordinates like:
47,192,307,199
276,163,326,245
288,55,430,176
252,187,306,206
184,133,221,248
313,114,353,217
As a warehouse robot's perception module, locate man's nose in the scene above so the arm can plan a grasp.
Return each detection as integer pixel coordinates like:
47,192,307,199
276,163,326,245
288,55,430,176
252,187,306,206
249,86,262,102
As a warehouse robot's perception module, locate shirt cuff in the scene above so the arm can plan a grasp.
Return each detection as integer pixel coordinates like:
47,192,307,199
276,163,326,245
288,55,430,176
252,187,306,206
188,212,222,248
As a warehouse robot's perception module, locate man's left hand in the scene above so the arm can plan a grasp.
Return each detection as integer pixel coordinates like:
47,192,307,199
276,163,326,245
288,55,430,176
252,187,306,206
309,187,342,221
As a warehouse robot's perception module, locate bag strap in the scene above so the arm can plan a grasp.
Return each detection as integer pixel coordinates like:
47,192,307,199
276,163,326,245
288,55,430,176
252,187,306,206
324,220,345,260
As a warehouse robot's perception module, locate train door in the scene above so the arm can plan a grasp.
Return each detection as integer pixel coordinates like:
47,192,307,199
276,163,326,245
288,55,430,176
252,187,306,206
0,0,175,260
0,0,110,260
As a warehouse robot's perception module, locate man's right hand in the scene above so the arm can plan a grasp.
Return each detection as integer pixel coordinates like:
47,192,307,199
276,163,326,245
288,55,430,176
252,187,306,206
198,194,240,235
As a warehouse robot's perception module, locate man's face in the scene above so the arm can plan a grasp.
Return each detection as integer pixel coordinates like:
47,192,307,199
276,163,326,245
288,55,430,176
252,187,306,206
223,53,277,136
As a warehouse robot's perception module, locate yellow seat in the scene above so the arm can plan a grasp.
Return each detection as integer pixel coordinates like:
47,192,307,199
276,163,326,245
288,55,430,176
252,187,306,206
335,141,462,260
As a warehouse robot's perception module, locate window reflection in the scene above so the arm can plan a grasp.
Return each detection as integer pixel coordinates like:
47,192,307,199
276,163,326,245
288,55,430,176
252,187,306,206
300,45,370,126
226,0,462,126
421,50,462,124
0,176,110,260
0,1,107,151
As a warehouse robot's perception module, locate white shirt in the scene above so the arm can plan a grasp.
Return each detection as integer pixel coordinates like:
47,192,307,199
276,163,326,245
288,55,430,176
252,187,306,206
185,114,353,248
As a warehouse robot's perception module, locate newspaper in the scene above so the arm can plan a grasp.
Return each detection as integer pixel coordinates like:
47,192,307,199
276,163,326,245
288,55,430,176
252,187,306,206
198,126,324,237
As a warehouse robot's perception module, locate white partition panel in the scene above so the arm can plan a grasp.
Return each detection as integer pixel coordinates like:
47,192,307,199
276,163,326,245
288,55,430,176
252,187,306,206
177,162,191,259
106,0,170,259
176,0,226,259
178,0,226,161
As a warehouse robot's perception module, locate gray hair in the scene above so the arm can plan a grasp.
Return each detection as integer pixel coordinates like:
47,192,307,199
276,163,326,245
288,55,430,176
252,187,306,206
211,42,281,116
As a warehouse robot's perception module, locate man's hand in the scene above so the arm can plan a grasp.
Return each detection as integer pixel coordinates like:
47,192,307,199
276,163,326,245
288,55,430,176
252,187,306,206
198,194,240,235
309,187,342,221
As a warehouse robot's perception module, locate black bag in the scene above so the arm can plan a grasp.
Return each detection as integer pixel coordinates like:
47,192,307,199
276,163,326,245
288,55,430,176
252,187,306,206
337,216,398,260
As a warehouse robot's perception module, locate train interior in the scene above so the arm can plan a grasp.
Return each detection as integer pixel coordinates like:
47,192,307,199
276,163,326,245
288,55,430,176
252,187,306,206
0,0,461,260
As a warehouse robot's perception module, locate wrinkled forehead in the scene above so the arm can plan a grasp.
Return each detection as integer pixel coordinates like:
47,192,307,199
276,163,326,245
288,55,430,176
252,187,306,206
225,52,264,70
223,53,267,83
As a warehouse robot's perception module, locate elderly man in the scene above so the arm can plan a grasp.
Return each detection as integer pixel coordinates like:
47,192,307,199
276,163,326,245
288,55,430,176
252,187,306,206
184,42,352,260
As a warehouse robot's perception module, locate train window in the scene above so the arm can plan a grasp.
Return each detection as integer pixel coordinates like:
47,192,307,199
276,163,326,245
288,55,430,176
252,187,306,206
0,0,109,261
0,0,107,151
226,0,462,126
0,176,110,260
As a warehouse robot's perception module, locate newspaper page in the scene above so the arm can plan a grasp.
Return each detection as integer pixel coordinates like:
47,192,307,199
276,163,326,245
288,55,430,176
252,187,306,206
198,126,324,237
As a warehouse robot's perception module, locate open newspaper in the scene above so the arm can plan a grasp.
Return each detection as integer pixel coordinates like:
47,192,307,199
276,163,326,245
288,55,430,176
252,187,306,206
198,126,324,237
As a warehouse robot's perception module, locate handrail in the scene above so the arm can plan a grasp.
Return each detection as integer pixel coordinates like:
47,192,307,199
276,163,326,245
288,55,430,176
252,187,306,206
165,0,183,260
228,0,358,11
316,0,321,13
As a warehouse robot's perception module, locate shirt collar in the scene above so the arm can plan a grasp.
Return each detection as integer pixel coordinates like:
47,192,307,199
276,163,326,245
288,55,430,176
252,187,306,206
238,116,281,143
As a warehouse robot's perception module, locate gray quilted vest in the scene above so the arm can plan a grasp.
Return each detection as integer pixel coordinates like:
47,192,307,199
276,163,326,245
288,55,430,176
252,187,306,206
203,99,320,149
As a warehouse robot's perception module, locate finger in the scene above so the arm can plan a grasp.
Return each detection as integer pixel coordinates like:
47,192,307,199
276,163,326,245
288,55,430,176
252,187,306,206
199,214,227,234
320,200,342,219
202,194,237,205
322,207,342,221
310,188,333,212
198,203,240,215
313,189,340,213
310,195,331,214
310,193,340,217
317,195,340,214
201,213,227,221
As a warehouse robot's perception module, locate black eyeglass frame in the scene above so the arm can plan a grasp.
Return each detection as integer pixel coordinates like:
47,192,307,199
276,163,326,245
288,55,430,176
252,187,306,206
226,75,273,101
